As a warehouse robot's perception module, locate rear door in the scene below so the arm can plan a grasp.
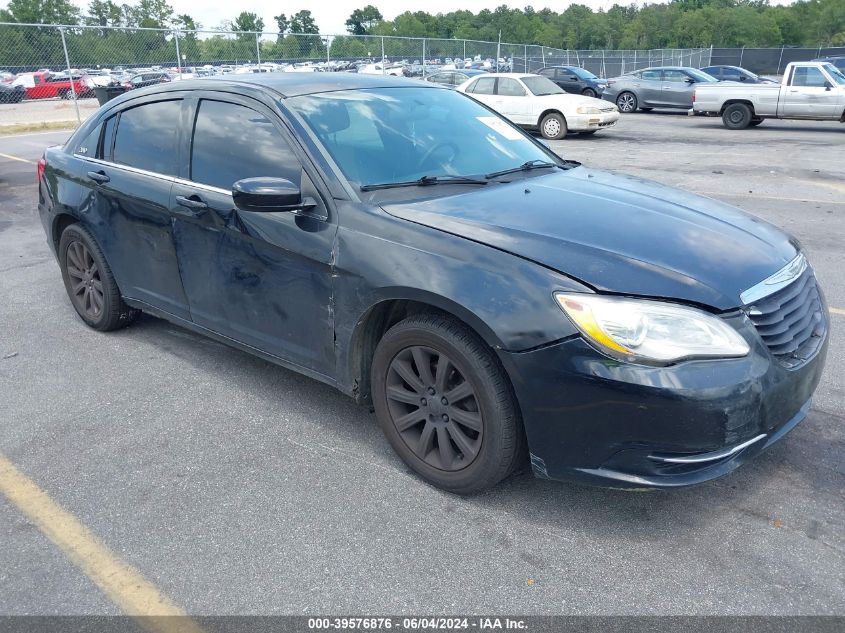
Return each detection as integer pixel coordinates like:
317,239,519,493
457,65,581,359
464,76,497,108
169,95,337,374
75,97,190,318
637,69,664,105
780,66,842,118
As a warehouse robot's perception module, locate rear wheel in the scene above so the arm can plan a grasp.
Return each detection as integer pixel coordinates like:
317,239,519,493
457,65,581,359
58,224,138,331
616,91,637,113
371,314,525,494
539,112,567,140
722,103,753,129
581,87,597,98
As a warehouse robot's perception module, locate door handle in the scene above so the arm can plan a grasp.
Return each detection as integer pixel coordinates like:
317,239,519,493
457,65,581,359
87,170,110,184
175,195,208,211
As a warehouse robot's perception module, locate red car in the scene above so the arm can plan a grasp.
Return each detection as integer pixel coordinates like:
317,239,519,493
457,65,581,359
15,71,88,99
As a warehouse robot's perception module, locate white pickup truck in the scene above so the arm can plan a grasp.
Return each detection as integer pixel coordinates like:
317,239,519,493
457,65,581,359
692,61,845,129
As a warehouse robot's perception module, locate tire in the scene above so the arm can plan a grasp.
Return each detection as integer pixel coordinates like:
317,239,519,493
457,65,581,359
371,313,525,494
58,223,138,331
749,118,764,127
616,91,637,113
581,87,597,98
539,112,567,140
722,102,753,129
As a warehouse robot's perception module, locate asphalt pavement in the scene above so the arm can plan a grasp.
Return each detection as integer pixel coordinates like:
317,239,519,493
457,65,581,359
0,114,843,616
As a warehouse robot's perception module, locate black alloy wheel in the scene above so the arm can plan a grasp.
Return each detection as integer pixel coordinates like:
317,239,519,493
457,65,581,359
58,223,138,331
385,345,482,471
372,313,525,494
65,240,104,319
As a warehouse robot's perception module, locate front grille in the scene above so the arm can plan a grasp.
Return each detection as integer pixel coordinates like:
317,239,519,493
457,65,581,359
747,266,825,368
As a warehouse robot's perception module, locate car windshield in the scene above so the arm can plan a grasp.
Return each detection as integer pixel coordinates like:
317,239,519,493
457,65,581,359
822,63,845,85
287,87,558,188
688,68,718,82
521,76,565,96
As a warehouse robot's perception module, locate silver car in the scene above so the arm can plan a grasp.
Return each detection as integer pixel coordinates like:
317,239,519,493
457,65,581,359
602,66,718,113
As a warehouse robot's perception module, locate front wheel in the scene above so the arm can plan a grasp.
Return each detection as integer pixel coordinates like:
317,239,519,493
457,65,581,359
616,91,637,113
539,112,568,140
581,88,597,98
371,314,525,494
722,103,753,129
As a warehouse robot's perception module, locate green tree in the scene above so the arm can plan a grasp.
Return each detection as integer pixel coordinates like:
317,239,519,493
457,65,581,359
346,5,383,35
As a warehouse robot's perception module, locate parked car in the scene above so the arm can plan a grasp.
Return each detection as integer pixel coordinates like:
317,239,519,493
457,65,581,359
537,65,608,97
0,81,26,103
424,69,486,88
457,73,619,139
813,56,845,71
12,71,88,99
700,65,777,84
603,66,718,112
121,71,171,90
39,73,828,493
693,61,845,129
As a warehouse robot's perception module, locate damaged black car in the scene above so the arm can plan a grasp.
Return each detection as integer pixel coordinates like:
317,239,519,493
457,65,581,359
38,74,828,493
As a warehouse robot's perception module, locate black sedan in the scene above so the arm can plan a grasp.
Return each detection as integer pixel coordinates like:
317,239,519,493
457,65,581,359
700,65,777,84
37,73,828,493
537,65,607,97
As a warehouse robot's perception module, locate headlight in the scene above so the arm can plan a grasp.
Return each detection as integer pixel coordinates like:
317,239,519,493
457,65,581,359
576,106,602,114
555,293,750,365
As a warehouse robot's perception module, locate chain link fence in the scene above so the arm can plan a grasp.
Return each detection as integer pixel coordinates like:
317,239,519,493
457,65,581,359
710,47,845,75
2,22,841,130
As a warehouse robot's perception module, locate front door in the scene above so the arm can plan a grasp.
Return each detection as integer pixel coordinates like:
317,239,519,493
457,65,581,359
169,96,337,376
780,66,843,118
660,70,696,107
493,77,533,124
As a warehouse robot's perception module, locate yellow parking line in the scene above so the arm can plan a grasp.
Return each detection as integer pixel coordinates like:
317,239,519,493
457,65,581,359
831,307,845,316
0,453,203,633
0,152,34,164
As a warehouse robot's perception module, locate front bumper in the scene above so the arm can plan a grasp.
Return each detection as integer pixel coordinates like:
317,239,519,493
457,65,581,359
567,111,620,131
497,311,828,489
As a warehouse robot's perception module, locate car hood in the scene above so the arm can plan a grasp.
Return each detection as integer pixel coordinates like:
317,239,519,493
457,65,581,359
380,168,798,310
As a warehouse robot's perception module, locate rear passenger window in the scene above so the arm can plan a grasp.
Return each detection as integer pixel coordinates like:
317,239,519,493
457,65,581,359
190,100,299,190
469,77,496,95
497,78,526,96
112,100,181,175
75,124,102,158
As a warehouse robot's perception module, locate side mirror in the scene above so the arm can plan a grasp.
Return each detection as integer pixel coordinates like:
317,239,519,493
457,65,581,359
232,177,315,213
685,77,695,84
824,81,833,91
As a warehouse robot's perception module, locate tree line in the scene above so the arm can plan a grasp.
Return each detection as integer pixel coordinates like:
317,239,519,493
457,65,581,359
1,0,843,71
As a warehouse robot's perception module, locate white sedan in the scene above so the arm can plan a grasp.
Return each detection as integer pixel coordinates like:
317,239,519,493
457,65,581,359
456,73,620,139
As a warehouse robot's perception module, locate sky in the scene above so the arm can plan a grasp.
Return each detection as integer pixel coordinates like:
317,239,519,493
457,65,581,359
3,1,798,37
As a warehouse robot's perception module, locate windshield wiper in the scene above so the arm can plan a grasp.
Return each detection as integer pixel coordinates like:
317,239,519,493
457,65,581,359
484,160,560,180
360,174,488,192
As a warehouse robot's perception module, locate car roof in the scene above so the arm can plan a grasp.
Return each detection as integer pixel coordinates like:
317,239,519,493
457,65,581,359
474,73,536,79
133,72,437,98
